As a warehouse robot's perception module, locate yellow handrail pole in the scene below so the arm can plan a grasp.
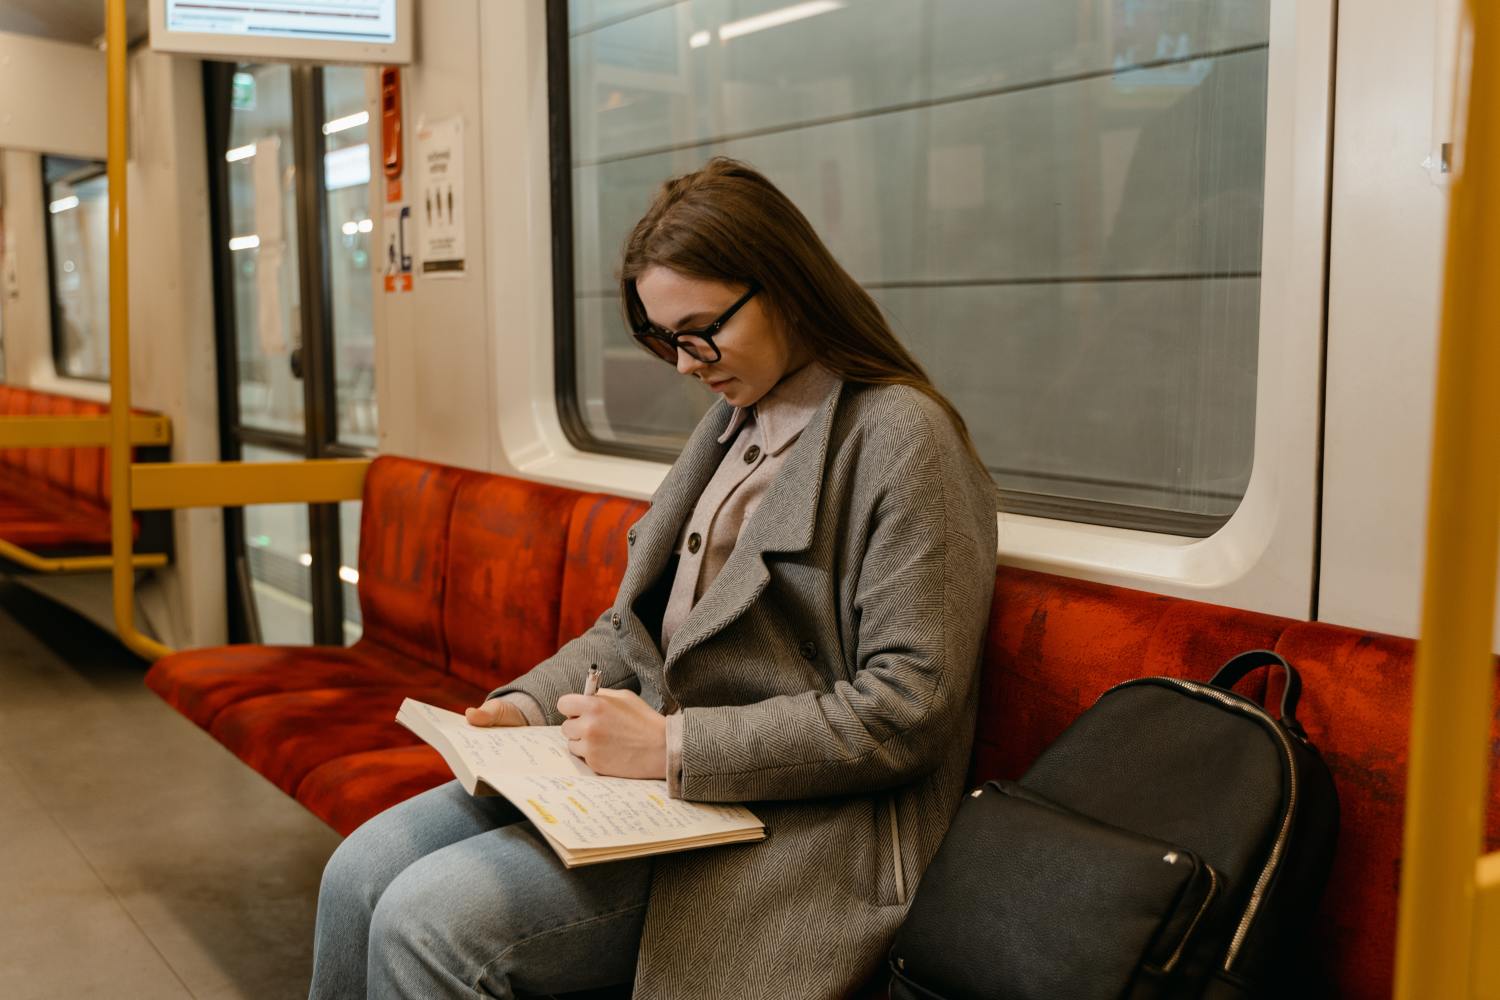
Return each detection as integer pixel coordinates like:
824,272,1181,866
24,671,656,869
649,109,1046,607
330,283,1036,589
0,414,171,447
1478,852,1500,997
0,538,168,573
131,459,369,510
1393,1,1500,996
106,0,172,662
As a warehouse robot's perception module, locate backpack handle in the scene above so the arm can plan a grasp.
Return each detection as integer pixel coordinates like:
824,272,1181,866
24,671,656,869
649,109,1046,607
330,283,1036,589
1208,649,1308,739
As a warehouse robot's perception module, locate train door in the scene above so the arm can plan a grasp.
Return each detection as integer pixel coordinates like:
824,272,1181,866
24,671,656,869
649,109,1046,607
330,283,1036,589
206,62,376,646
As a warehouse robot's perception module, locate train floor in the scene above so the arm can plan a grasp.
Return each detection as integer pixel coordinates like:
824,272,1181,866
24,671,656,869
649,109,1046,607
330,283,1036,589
0,581,338,1000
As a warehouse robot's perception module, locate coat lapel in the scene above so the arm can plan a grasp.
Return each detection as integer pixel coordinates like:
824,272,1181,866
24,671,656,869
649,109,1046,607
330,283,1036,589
619,400,735,607
663,380,844,669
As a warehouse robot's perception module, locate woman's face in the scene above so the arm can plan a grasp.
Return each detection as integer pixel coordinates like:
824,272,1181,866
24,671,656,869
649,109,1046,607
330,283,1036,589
634,265,806,409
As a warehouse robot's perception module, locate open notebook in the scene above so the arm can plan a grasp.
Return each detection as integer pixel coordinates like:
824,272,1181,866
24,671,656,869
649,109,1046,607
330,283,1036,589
396,699,765,867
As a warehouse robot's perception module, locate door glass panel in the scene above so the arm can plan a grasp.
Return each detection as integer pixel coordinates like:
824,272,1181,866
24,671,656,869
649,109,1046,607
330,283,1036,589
243,444,313,644
339,499,363,644
322,66,378,448
226,63,305,437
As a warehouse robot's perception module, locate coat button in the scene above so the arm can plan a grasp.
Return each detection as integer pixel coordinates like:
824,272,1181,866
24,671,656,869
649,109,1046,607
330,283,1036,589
687,532,702,554
627,527,637,545
744,444,761,464
799,640,817,660
610,612,622,631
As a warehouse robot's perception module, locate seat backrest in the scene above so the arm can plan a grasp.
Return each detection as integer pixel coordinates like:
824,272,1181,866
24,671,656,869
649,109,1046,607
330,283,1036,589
72,400,107,505
971,567,1286,781
23,391,52,479
0,387,29,468
354,456,467,671
43,395,78,495
1273,621,1500,998
556,493,649,649
0,387,135,508
441,471,581,691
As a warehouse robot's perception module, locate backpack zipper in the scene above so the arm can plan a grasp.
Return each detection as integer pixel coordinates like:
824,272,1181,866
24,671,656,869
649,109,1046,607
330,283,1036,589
1105,677,1300,972
1162,865,1219,973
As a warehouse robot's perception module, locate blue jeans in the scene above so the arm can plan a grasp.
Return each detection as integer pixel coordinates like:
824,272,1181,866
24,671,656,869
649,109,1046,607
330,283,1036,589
309,781,652,999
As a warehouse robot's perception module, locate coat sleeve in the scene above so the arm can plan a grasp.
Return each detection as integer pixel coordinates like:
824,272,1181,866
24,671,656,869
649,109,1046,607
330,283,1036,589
486,608,640,725
674,407,997,802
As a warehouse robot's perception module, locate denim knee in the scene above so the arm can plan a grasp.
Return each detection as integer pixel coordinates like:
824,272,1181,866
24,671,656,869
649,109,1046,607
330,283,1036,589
367,863,488,1000
320,824,387,918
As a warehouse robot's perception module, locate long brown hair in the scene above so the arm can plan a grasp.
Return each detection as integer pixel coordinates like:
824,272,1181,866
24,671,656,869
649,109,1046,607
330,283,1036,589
619,157,987,473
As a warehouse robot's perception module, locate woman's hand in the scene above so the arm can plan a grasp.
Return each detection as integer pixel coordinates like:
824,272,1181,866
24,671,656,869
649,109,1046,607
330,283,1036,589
556,689,667,779
464,698,529,727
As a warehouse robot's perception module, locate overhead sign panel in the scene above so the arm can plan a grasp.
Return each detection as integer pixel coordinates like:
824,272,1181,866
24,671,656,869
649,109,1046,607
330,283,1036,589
148,0,412,64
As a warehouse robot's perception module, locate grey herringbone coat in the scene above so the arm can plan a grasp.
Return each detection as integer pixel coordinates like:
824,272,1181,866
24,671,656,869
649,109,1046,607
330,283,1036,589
497,379,998,998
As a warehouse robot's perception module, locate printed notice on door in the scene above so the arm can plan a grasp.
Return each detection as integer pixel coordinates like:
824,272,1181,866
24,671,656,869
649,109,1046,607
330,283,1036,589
415,116,465,278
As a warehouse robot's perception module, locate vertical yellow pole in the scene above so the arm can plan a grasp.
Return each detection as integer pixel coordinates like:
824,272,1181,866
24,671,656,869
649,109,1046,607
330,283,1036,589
1393,0,1500,995
106,0,172,662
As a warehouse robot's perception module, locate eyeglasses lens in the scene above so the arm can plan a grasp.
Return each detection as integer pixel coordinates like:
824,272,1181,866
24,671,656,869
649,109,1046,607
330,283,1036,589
635,333,677,363
633,330,715,364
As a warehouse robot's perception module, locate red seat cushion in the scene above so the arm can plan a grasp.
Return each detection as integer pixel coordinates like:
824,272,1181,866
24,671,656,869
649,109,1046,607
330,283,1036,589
145,639,481,729
209,682,484,797
0,478,114,548
442,472,580,690
296,745,456,836
355,456,468,671
556,493,649,647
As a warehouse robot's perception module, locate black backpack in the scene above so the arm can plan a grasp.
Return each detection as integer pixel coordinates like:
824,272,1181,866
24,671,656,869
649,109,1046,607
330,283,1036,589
888,650,1340,1000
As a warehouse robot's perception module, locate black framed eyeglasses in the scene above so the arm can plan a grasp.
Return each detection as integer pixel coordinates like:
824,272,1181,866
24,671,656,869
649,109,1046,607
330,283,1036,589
628,282,760,364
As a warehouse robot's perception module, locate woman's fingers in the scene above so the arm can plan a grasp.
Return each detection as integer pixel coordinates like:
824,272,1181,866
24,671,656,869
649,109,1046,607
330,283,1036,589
553,688,666,778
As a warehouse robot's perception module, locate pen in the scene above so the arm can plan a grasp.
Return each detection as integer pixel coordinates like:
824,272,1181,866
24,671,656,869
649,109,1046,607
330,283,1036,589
583,663,601,697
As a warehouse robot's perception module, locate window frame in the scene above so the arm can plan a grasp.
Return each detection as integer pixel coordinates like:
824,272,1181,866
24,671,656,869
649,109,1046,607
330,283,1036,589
545,0,1272,539
41,155,111,384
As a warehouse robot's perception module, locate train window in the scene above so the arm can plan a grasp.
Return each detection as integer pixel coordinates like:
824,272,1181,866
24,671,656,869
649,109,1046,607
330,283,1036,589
322,65,378,449
43,156,110,382
553,1,1270,536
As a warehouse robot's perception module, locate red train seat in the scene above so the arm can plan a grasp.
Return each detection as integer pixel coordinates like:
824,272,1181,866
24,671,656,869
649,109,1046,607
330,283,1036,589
144,454,1500,999
0,385,153,551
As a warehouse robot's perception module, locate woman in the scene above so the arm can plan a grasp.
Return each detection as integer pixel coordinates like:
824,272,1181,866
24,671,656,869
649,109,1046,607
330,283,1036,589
310,157,998,999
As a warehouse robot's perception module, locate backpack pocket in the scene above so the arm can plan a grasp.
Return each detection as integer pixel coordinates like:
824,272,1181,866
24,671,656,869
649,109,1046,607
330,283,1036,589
889,780,1220,1000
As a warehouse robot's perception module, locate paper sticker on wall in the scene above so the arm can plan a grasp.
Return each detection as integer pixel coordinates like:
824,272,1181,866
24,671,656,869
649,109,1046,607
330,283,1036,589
383,201,412,292
415,116,465,278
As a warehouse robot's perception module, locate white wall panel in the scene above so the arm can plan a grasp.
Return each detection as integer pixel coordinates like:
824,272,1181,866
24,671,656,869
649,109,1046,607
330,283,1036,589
0,32,106,159
371,0,495,472
1318,0,1450,639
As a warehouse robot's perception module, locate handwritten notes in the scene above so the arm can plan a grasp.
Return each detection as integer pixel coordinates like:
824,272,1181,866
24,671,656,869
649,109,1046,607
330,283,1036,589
396,698,764,866
493,773,760,850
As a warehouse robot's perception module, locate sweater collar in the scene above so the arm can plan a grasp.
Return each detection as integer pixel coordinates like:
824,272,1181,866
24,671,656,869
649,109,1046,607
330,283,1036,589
715,362,841,455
